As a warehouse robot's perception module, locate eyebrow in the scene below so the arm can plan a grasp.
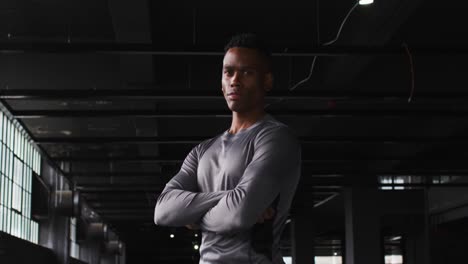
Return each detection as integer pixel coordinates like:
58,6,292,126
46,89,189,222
223,65,259,71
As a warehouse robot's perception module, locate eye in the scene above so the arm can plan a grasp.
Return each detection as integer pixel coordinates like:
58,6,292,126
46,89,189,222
223,69,234,76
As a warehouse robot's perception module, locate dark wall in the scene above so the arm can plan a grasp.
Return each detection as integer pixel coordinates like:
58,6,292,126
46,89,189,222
0,231,58,264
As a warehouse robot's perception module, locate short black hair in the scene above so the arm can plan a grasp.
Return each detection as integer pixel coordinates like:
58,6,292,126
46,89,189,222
224,33,272,72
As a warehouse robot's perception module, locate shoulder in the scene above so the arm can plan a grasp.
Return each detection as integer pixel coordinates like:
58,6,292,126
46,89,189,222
192,134,223,159
254,115,299,147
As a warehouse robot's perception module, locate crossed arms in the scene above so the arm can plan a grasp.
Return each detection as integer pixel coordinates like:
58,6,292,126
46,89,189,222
154,127,300,235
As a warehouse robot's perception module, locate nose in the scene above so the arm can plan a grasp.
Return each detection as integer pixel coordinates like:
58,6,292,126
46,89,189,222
230,71,241,87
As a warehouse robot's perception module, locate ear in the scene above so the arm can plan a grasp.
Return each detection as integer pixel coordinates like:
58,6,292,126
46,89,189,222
264,73,273,92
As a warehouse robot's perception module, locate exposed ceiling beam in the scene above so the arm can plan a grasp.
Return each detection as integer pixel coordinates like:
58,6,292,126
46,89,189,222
75,178,468,189
68,169,468,178
35,136,468,144
89,203,152,208
76,185,339,193
96,209,153,213
3,42,461,55
85,197,149,202
77,181,468,195
2,89,468,100
56,155,468,163
56,157,468,164
12,108,468,119
59,156,183,163
70,171,167,177
68,170,468,177
100,215,152,220
78,187,162,193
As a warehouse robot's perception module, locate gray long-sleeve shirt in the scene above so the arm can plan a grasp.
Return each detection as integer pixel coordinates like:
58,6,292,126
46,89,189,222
154,114,301,264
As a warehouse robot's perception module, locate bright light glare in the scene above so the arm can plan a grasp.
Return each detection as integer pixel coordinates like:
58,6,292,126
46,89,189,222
170,234,174,238
194,244,199,250
385,255,403,264
359,0,374,5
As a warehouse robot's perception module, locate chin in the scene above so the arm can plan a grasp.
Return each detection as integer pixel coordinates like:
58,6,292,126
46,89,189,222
226,102,242,112
228,106,243,113
226,101,260,114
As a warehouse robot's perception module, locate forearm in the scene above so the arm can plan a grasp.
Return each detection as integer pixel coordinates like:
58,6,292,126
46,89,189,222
154,188,229,226
198,188,250,234
198,182,277,234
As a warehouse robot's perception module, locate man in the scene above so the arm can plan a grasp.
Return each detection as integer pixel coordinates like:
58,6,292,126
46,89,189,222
154,33,301,264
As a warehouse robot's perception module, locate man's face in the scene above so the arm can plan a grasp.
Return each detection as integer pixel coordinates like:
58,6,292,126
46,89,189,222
221,47,272,113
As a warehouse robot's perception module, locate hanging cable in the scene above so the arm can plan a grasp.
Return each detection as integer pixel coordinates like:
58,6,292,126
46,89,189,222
402,42,415,103
289,1,360,92
288,56,319,92
322,2,359,46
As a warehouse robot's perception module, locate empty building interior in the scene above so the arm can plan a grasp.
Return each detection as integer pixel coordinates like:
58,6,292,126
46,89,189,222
1,0,468,263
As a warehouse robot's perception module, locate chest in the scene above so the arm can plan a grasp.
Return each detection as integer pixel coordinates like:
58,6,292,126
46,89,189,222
197,136,256,191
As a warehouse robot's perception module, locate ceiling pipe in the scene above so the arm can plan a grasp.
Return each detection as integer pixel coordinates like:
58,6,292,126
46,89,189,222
2,89,468,101
50,190,81,217
0,42,435,56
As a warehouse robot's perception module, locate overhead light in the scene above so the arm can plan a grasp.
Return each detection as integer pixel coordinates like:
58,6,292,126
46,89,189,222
359,0,374,5
170,234,174,238
194,244,199,250
60,130,72,136
194,233,198,237
334,252,338,256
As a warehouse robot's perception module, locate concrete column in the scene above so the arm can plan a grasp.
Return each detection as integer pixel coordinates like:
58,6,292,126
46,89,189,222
404,218,428,264
291,212,315,264
404,189,429,264
344,186,382,264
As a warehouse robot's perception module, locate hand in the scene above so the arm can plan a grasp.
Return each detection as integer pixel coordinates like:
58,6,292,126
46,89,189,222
257,207,275,224
185,224,200,230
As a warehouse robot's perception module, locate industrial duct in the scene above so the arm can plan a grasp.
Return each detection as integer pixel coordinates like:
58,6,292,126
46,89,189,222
51,190,81,217
87,222,108,240
105,240,124,255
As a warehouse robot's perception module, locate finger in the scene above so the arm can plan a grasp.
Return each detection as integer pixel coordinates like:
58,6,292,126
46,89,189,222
266,207,273,215
268,209,274,218
265,209,275,219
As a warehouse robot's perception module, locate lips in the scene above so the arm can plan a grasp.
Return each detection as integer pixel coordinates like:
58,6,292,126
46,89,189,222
227,92,241,100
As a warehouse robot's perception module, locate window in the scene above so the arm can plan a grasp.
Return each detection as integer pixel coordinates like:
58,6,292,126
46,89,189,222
385,255,403,264
315,256,342,264
0,110,40,244
378,175,423,190
70,217,80,259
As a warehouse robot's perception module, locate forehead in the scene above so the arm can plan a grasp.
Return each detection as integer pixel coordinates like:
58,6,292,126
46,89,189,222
223,47,265,69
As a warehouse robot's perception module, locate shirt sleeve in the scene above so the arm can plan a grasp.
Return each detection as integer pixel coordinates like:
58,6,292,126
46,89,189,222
198,126,301,234
154,143,229,227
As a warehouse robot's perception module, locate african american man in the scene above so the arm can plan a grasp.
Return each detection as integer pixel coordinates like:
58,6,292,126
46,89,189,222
154,33,301,264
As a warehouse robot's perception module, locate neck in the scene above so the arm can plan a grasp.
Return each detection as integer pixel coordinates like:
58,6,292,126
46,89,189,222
228,109,266,134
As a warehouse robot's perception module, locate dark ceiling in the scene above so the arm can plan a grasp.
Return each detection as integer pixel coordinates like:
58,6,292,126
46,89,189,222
2,0,468,262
